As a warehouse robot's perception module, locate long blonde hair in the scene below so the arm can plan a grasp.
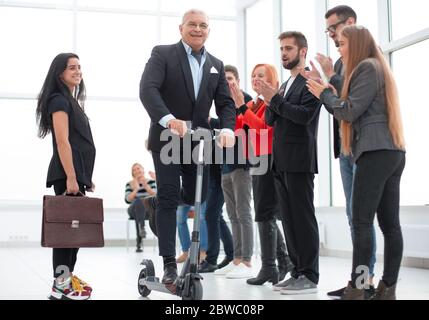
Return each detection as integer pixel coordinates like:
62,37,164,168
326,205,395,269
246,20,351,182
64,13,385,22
340,25,405,155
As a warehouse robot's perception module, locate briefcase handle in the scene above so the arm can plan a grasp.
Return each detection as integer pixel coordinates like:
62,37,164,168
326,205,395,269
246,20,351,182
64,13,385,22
62,191,86,197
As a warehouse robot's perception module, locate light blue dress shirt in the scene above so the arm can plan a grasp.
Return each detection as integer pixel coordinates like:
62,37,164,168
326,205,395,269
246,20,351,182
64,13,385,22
158,41,206,128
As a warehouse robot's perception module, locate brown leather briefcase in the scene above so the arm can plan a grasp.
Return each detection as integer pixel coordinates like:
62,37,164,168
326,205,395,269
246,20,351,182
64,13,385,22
41,194,104,248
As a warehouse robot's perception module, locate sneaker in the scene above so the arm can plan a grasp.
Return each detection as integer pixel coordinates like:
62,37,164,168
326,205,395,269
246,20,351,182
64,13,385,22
176,251,189,263
225,263,253,279
72,274,92,293
273,276,297,291
214,261,237,276
280,275,318,295
49,277,91,300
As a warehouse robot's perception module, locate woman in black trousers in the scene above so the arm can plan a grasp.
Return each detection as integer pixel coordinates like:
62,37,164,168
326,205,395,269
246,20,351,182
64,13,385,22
37,53,96,300
229,64,293,285
307,25,406,300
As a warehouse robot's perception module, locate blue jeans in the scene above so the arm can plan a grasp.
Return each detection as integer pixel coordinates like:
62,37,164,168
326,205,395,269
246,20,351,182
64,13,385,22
340,154,377,277
205,173,234,265
176,203,208,252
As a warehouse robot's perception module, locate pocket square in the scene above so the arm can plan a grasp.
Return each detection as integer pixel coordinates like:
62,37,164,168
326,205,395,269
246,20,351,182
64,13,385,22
210,66,218,74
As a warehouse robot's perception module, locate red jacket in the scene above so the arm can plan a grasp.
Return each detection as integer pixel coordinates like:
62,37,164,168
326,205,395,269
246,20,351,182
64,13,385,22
235,99,273,157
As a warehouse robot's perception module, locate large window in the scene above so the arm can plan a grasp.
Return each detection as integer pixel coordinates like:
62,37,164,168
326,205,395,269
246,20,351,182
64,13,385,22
0,1,238,208
206,19,237,67
390,0,429,40
392,40,429,205
0,7,73,95
0,99,52,202
76,12,158,98
161,0,236,17
8,0,73,5
160,17,182,44
245,0,275,95
281,0,317,80
77,0,159,11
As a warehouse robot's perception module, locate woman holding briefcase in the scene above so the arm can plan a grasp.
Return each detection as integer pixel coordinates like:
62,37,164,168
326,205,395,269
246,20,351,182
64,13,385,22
36,53,96,300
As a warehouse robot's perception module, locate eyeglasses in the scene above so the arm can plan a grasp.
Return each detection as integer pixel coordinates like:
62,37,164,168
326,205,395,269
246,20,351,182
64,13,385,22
186,22,209,30
325,18,348,34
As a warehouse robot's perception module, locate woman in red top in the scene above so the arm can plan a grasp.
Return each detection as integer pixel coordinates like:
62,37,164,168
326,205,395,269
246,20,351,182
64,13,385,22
229,64,293,285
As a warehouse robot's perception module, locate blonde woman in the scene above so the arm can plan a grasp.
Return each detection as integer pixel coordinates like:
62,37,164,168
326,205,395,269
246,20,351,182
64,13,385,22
307,25,406,300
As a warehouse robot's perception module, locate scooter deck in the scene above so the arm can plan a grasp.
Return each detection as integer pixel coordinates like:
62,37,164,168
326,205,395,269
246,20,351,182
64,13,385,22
139,276,177,294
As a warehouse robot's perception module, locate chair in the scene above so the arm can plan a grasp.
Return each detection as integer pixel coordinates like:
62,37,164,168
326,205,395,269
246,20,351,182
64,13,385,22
126,217,142,252
126,216,159,252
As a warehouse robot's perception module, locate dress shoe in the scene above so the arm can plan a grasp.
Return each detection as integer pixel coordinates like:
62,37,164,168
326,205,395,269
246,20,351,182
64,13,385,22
162,266,178,284
327,286,346,299
341,282,364,300
328,284,376,299
217,256,233,270
371,280,396,300
198,261,218,273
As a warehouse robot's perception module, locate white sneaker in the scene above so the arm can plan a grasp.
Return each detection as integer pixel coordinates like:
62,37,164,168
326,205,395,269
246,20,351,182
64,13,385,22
214,261,236,276
225,263,253,279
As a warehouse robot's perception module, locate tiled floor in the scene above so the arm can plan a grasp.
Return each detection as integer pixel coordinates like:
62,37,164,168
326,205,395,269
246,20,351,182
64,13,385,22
1,247,428,300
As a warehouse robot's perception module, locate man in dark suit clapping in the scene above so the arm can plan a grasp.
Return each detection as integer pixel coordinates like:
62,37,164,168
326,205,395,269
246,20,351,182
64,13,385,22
260,31,321,295
139,9,236,284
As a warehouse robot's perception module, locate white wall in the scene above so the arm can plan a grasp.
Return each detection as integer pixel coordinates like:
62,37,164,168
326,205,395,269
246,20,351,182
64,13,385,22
316,206,429,261
2,201,428,267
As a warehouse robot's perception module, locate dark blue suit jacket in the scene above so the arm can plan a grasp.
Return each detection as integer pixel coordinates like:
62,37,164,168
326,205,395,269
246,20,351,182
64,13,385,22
139,41,236,152
265,74,321,173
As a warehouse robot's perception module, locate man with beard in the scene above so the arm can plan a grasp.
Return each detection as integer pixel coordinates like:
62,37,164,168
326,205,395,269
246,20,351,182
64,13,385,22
258,31,321,294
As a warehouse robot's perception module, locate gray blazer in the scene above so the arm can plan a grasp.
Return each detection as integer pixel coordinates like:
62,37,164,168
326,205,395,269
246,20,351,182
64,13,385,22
320,58,403,162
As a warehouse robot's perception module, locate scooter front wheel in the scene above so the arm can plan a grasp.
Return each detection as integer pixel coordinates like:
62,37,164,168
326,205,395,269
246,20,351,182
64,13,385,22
138,259,155,297
182,278,203,300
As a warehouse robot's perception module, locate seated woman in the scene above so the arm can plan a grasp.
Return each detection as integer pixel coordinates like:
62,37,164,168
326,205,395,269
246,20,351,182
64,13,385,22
124,163,156,252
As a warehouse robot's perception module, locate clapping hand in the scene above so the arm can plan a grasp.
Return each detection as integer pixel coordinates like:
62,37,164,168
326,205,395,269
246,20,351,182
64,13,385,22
228,82,245,108
253,79,277,103
301,60,322,82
